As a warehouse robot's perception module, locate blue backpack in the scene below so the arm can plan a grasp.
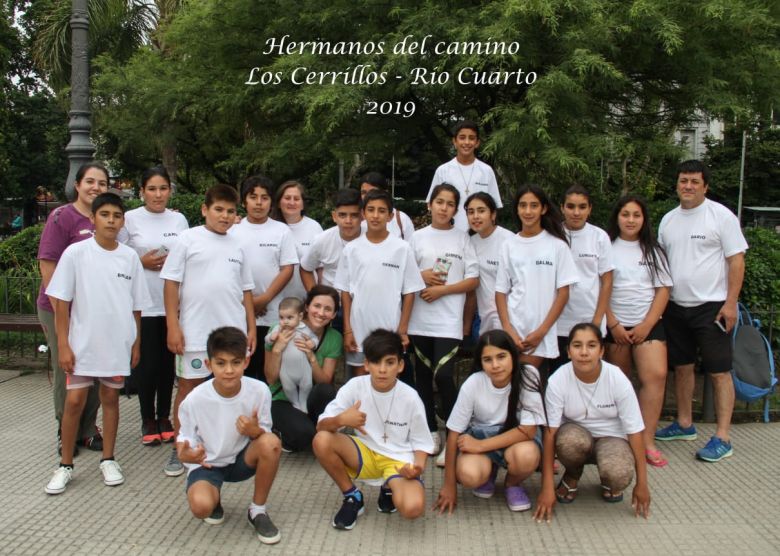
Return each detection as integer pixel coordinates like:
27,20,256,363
731,303,777,422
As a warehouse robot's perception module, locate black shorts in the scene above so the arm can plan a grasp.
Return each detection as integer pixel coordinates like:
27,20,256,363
662,301,732,373
605,320,666,344
185,443,255,491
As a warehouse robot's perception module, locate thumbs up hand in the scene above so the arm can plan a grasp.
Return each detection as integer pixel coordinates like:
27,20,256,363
237,407,264,439
340,400,368,435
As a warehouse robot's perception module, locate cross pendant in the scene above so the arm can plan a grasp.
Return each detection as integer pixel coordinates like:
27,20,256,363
382,432,388,443
465,186,470,195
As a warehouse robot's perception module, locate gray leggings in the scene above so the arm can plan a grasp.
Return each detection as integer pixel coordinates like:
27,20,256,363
555,422,635,492
38,306,99,438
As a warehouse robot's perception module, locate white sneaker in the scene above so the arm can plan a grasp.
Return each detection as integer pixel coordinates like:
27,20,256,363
435,449,446,468
431,431,441,455
99,460,125,486
45,466,72,495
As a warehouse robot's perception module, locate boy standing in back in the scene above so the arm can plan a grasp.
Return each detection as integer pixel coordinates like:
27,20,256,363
428,120,502,231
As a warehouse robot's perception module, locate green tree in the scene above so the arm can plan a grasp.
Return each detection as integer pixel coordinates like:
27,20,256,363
0,2,68,201
80,1,780,199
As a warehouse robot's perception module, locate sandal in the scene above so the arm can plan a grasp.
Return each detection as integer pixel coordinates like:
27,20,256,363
645,448,669,468
555,478,578,504
600,484,623,503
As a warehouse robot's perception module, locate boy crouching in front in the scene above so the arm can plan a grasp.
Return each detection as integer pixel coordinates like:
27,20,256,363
178,326,282,544
313,329,433,530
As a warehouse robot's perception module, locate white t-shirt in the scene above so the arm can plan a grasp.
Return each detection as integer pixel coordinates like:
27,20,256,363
319,375,434,462
160,226,254,352
469,226,517,335
230,218,298,326
610,238,673,327
658,199,748,307
177,377,273,471
558,223,615,335
494,230,579,358
545,361,645,439
118,207,189,317
407,226,479,339
46,238,151,376
446,367,547,433
428,158,502,231
300,226,358,287
360,209,415,242
264,322,319,412
333,234,425,353
282,216,323,301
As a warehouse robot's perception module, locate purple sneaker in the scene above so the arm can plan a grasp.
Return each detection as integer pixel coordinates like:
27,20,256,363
505,485,531,512
472,463,499,499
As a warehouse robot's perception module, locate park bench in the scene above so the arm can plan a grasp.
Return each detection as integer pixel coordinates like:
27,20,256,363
0,313,42,332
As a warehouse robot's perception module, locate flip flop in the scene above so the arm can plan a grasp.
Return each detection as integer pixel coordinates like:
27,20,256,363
645,448,669,468
555,478,578,504
600,484,623,503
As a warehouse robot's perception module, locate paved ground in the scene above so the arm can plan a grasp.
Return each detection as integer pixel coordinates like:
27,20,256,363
2,370,779,555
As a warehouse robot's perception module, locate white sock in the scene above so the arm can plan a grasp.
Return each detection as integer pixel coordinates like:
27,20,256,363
249,503,267,519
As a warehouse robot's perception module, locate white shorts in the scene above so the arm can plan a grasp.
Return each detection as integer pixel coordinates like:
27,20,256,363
345,351,365,368
66,374,125,390
175,351,210,379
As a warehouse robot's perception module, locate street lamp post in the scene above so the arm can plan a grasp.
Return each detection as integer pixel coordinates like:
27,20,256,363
64,0,95,200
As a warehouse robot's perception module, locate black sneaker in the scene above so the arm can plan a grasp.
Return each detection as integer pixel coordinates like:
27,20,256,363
203,502,224,525
332,491,364,530
57,431,79,457
247,510,281,544
377,486,396,513
80,431,103,451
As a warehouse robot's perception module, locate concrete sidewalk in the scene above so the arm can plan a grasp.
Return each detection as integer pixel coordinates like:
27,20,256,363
1,371,778,555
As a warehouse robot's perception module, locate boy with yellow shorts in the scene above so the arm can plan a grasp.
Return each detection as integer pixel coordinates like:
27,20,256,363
313,329,433,529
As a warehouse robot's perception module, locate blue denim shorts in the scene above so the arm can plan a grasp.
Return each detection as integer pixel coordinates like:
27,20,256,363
185,443,255,491
467,425,543,468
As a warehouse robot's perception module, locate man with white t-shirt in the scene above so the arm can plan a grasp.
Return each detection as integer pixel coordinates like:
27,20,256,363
427,120,503,231
655,160,748,463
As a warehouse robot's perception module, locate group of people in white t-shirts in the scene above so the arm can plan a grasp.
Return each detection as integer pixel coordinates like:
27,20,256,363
40,136,746,535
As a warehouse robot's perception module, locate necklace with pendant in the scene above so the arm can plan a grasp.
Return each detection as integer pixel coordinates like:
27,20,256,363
457,162,476,196
370,385,397,443
573,364,603,419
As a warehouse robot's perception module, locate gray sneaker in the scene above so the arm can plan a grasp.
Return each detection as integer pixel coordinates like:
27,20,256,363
247,510,281,544
164,448,185,477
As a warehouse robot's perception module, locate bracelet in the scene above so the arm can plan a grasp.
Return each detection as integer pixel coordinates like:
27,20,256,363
343,330,353,335
608,322,620,331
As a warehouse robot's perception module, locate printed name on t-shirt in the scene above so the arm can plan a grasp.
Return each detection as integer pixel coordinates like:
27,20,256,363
444,252,463,260
117,273,132,281
690,234,706,240
486,259,499,267
228,257,241,264
382,262,400,269
596,403,616,409
579,253,598,259
384,419,408,427
301,242,311,247
257,242,278,248
163,232,179,237
536,259,554,266
475,181,489,187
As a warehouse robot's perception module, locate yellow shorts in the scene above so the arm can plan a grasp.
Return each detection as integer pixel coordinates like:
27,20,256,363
346,436,407,484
